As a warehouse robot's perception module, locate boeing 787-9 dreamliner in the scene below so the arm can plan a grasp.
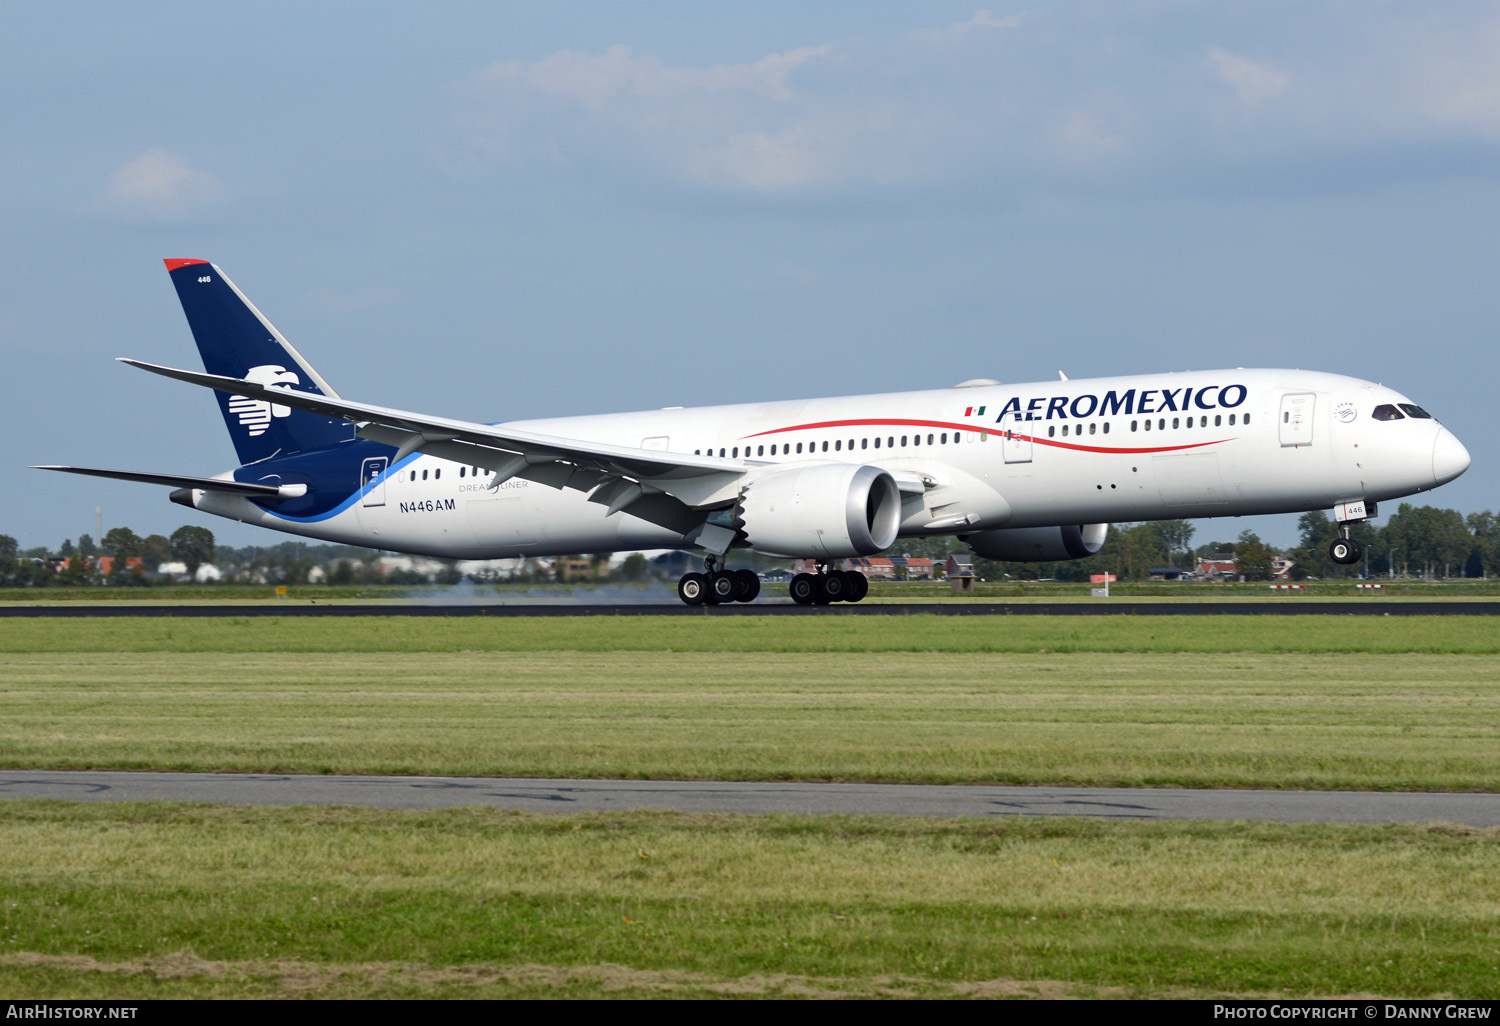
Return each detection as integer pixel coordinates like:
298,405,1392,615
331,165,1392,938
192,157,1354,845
38,259,1471,604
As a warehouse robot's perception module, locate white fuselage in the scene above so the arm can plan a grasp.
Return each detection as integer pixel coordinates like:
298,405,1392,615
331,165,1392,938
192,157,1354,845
191,368,1468,559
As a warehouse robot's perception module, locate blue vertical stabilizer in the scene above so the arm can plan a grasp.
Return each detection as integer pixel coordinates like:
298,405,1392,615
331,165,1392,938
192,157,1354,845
164,259,353,464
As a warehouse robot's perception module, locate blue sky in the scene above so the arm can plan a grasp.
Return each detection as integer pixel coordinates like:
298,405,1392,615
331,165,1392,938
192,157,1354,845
3,2,1496,553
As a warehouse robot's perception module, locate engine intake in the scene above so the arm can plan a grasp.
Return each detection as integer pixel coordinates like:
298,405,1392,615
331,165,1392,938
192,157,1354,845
963,523,1108,562
739,463,901,559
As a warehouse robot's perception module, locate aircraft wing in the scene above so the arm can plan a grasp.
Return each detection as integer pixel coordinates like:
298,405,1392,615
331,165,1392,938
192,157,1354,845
119,359,753,522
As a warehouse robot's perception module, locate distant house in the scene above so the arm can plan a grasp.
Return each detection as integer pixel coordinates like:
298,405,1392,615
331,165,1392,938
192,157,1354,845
842,557,935,581
96,556,145,577
1199,554,1237,578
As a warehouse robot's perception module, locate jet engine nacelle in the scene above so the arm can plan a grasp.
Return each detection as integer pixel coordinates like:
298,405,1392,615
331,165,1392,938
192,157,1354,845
739,463,902,559
963,523,1109,562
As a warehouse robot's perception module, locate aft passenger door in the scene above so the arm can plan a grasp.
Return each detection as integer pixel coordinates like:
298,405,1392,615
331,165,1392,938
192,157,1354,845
361,457,388,507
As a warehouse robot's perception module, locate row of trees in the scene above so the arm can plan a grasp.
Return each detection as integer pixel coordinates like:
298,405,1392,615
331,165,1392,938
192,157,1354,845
0,526,216,587
884,503,1500,582
2,501,1496,587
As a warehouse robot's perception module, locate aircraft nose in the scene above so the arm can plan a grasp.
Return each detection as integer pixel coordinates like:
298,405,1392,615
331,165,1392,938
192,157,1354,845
1433,429,1471,486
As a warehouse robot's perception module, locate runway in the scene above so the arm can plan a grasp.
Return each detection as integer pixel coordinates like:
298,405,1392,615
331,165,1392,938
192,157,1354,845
2,601,1497,616
3,771,1496,826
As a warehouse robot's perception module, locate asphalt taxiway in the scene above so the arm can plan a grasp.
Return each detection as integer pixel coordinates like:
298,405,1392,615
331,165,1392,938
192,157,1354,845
3,771,1497,826
2,601,1497,616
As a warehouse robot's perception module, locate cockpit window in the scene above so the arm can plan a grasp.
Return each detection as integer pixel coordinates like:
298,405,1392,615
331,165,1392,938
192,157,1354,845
1398,404,1433,419
1372,404,1404,421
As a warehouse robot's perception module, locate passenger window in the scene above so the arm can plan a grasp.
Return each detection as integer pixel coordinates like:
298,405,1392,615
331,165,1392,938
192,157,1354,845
1228,415,1236,426
422,469,428,480
1172,418,1179,429
1144,420,1151,431
1215,415,1221,427
1089,423,1096,435
1103,422,1110,434
796,442,803,454
1244,414,1251,425
1131,420,1137,432
1048,426,1056,437
861,438,868,450
941,433,947,444
927,434,934,445
873,438,880,449
1158,419,1165,430
822,441,829,452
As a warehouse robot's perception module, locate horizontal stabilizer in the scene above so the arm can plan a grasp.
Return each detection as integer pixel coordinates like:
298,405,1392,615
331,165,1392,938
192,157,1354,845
32,465,283,497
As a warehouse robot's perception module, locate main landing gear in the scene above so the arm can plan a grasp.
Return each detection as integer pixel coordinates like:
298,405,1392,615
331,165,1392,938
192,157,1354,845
789,564,869,606
677,554,761,606
675,558,872,606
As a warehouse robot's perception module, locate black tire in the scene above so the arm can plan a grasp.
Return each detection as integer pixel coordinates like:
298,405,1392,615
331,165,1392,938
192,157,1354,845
733,569,761,603
811,575,834,605
1329,538,1362,565
678,572,708,606
790,572,818,605
707,570,736,604
843,570,869,602
821,571,848,602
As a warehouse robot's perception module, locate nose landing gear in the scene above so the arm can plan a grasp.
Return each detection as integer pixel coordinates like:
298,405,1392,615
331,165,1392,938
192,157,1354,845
1329,533,1363,565
1329,499,1373,566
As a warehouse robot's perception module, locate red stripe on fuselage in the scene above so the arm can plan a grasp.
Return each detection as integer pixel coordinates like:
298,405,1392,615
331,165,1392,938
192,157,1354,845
741,417,1234,455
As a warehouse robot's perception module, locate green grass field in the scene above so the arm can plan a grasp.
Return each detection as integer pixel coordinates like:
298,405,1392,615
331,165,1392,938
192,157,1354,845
2,617,1499,788
1,613,1497,998
1,803,1496,999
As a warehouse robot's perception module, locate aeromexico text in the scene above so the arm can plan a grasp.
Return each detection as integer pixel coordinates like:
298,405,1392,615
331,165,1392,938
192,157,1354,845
994,384,1248,422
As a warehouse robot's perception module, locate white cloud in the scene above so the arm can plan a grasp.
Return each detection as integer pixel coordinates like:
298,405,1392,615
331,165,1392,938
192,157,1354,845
453,42,849,191
445,9,1500,200
1206,48,1290,109
95,149,228,222
1401,18,1500,137
466,42,831,110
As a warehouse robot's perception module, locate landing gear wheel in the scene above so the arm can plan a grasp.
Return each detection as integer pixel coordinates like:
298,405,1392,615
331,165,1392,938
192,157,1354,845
790,572,818,605
733,569,761,603
820,571,848,602
678,572,708,606
843,570,869,603
1329,537,1362,565
706,570,737,604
